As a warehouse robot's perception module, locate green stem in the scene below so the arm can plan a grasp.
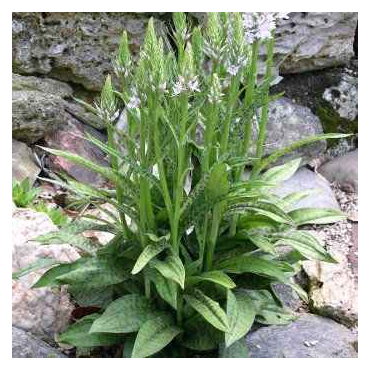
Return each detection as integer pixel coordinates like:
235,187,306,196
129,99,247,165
251,36,275,179
229,41,260,237
204,206,222,271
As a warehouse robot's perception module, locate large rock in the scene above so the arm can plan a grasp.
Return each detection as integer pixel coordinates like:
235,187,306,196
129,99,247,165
12,88,70,144
12,208,80,340
319,150,358,192
246,313,357,358
251,98,326,166
275,13,357,74
12,326,67,358
12,12,165,92
272,167,340,210
12,139,40,186
44,120,109,187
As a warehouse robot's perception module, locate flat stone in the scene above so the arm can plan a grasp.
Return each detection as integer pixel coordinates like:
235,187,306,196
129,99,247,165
12,326,67,358
44,120,109,187
12,139,40,186
246,313,357,358
251,98,326,166
319,150,358,193
273,167,340,210
12,208,80,340
271,283,304,311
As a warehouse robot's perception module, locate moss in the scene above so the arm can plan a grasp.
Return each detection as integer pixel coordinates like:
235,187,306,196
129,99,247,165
317,101,358,148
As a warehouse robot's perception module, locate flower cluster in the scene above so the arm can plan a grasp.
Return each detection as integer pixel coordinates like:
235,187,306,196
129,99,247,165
207,74,224,104
172,75,200,96
242,12,289,44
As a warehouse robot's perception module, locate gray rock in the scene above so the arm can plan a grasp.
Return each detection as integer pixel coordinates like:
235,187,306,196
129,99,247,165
12,326,67,358
251,98,326,166
12,139,40,186
12,89,71,144
275,13,357,74
12,12,165,92
271,283,304,311
319,150,357,193
12,73,73,97
44,120,109,187
273,167,340,210
246,313,357,358
323,73,358,121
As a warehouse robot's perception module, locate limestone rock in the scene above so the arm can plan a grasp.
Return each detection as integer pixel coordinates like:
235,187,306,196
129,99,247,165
272,167,340,210
246,313,357,358
12,208,80,340
12,326,67,358
319,150,358,192
251,98,326,166
12,12,165,92
12,139,40,186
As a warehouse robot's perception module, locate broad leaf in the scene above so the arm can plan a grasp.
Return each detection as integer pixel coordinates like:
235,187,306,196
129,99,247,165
261,158,301,184
132,243,167,274
148,270,178,309
219,338,248,358
12,258,58,280
184,289,229,332
289,207,346,226
244,233,276,255
89,294,157,333
132,314,182,358
151,255,185,289
225,290,255,347
58,314,123,348
186,271,236,289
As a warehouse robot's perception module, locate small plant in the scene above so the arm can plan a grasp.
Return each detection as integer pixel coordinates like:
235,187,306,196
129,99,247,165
32,201,69,227
14,12,348,357
12,178,40,208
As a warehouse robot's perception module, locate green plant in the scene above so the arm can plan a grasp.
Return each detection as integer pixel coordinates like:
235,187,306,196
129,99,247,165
32,201,69,227
14,13,348,358
12,178,40,208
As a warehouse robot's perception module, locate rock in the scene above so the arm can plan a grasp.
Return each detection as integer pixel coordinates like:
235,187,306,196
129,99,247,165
271,283,304,312
12,89,70,144
246,313,357,358
12,73,73,97
302,238,358,327
44,120,109,187
275,13,357,74
319,150,358,193
251,98,326,166
12,326,67,358
323,72,358,121
12,208,80,339
12,139,40,186
273,167,340,210
12,12,165,92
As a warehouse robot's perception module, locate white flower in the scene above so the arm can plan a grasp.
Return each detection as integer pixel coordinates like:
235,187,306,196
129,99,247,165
127,94,141,109
173,76,200,96
188,77,200,92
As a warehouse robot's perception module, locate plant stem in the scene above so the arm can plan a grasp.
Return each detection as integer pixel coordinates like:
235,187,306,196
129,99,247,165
251,36,275,179
229,41,259,237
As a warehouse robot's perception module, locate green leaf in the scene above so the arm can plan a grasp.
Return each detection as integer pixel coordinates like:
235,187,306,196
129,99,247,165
148,270,177,309
261,158,301,184
132,315,182,358
55,257,129,289
151,254,185,289
132,243,167,275
216,255,291,281
33,230,99,256
38,146,120,184
184,289,230,332
281,189,318,209
68,285,114,309
219,338,248,358
122,334,136,358
257,133,351,171
225,290,255,347
275,230,337,263
186,271,236,289
244,233,276,255
181,315,223,351
89,294,156,334
289,207,346,226
32,258,90,288
58,314,123,348
12,258,58,280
